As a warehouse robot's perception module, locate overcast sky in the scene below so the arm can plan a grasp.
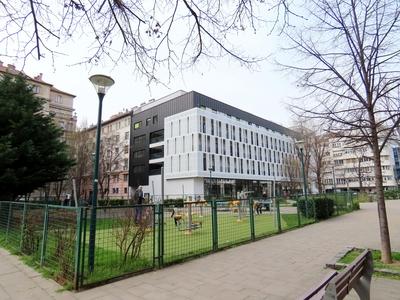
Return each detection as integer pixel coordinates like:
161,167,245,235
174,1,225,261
3,27,299,129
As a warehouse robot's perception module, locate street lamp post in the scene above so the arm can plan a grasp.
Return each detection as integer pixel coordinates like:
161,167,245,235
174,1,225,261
88,74,114,273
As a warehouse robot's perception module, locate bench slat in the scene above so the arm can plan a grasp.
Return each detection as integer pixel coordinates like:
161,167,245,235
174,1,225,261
299,271,338,300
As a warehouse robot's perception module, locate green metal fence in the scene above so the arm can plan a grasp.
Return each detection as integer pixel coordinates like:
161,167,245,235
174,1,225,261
0,194,357,290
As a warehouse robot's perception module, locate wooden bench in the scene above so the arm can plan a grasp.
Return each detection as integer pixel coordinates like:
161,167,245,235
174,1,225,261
300,249,373,300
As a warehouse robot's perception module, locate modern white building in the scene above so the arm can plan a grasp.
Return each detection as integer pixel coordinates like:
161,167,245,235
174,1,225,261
129,91,297,199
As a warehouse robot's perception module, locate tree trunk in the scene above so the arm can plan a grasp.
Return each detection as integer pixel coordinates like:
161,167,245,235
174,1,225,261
371,137,392,264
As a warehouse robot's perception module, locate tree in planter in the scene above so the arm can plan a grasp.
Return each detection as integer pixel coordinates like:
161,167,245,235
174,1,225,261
0,75,74,201
286,0,400,263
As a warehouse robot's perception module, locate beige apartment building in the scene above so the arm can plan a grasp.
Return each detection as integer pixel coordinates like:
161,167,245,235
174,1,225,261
0,62,77,138
81,111,131,201
322,139,400,193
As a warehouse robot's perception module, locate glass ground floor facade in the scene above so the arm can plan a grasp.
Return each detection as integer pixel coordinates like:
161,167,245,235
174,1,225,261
203,178,290,199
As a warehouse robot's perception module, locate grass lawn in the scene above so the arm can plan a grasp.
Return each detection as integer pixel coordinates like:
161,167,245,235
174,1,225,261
339,249,400,280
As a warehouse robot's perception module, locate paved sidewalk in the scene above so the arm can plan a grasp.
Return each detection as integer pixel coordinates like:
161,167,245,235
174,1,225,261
1,201,400,299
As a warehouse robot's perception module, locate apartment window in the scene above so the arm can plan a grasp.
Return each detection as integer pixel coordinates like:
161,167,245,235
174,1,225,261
211,119,214,135
153,115,158,124
166,140,169,155
211,154,215,171
252,161,255,175
246,160,250,174
202,116,206,133
124,187,128,194
133,134,145,145
230,141,233,156
220,155,223,172
170,157,173,172
203,153,207,171
134,121,142,130
261,135,264,147
187,116,190,133
258,162,260,175
170,122,173,137
244,130,248,143
207,136,211,152
133,165,145,173
179,120,181,135
183,136,186,152
174,138,177,154
243,144,246,158
124,145,129,154
239,128,242,142
215,137,219,154
254,146,257,160
240,159,243,174
248,145,252,159
236,142,239,157
32,85,40,94
266,137,269,148
124,131,129,140
187,153,190,170
146,117,151,126
251,132,254,145
223,139,226,155
226,124,229,139
218,121,222,137
133,150,145,159
123,174,128,181
234,158,237,173
198,134,202,151
232,126,236,140
267,163,270,176
226,157,231,173
256,133,259,146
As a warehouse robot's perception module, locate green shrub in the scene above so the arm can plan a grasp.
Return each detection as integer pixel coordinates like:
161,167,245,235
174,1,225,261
163,198,184,208
384,190,400,200
352,201,360,210
297,197,335,220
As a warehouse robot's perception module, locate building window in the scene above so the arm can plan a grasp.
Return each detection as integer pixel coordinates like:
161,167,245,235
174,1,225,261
239,128,242,142
133,165,145,173
243,144,246,159
124,145,129,154
234,158,237,173
124,187,128,194
251,132,254,145
123,174,128,181
203,153,207,171
125,131,129,140
207,136,211,152
232,126,236,140
187,116,190,133
133,150,145,159
248,145,252,159
134,121,142,130
230,141,233,156
215,137,219,154
187,153,190,171
219,155,223,172
226,157,230,173
240,159,243,174
198,134,202,151
244,130,248,143
211,119,214,135
222,139,226,155
146,117,151,126
153,115,158,124
218,121,222,137
32,85,40,94
202,116,206,133
226,124,229,139
210,154,215,171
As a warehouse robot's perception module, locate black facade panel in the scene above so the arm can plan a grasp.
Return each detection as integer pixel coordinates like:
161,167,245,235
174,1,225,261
192,91,293,136
129,92,195,187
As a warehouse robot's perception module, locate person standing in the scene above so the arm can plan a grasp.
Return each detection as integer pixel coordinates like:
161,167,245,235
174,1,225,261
134,186,144,223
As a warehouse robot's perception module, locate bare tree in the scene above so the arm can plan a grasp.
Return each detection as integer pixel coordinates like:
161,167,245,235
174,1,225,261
285,0,400,263
283,152,301,196
0,0,293,83
310,133,328,194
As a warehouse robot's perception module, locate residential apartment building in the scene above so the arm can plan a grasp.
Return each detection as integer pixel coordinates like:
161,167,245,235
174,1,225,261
81,111,131,200
323,139,400,193
129,91,297,199
0,62,77,138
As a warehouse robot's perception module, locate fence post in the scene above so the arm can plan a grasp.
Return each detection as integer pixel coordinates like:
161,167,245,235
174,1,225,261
276,198,282,233
40,205,49,266
19,202,27,252
249,198,255,240
312,199,317,222
80,208,88,288
211,200,218,251
296,194,301,227
6,203,13,242
156,204,164,268
74,207,83,290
